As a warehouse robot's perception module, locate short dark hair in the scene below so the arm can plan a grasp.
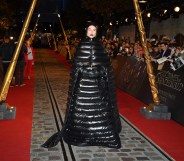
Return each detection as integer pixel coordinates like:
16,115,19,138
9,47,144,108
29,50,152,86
160,42,168,46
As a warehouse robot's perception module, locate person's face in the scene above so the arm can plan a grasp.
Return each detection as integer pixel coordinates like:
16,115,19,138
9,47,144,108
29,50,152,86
87,25,97,38
160,44,167,51
153,47,158,52
176,48,181,54
148,47,153,52
26,39,32,46
129,47,133,53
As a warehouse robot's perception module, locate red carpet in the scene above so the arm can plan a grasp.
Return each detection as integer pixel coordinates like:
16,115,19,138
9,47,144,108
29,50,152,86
117,89,184,161
50,50,71,70
0,71,34,161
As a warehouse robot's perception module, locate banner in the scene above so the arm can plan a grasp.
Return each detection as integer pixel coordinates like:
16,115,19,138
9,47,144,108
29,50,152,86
114,56,184,126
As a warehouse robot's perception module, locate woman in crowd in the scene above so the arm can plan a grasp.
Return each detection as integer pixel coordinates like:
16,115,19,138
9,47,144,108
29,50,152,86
24,38,34,80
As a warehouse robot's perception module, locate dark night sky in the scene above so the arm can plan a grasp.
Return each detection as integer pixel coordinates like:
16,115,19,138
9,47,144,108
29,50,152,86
22,0,67,23
20,0,85,33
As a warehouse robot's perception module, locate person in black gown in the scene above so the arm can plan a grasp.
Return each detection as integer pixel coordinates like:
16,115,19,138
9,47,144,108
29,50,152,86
42,22,122,149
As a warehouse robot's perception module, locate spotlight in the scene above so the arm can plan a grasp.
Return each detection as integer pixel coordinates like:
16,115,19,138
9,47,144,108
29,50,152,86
125,18,128,22
174,6,180,12
109,22,112,26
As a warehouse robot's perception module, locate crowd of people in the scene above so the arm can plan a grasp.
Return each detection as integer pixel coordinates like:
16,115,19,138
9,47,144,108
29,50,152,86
99,35,184,71
0,36,34,87
1,32,184,87
55,34,184,72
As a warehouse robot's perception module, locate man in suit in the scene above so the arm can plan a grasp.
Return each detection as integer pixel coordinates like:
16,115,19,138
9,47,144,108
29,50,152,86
159,42,171,58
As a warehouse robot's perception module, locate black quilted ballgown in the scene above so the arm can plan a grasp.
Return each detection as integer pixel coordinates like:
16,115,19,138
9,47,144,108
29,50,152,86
42,37,122,149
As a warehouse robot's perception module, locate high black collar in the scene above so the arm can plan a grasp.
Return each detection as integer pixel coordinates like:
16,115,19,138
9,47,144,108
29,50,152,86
85,37,97,42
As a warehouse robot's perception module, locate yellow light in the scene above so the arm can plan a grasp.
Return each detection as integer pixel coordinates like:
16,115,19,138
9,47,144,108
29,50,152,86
174,6,180,12
139,0,147,3
147,13,151,18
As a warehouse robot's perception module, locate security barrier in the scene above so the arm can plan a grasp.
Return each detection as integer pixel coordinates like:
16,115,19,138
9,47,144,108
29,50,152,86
114,56,184,126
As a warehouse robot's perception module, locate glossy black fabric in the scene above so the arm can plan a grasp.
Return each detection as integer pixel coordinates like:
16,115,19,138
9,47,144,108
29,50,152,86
62,37,122,148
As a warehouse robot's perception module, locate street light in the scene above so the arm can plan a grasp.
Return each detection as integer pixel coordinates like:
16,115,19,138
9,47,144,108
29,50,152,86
147,12,151,18
174,6,180,12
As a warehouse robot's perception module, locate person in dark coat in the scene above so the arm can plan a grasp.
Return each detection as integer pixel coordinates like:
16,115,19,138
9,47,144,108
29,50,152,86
158,42,171,58
0,36,15,77
14,41,27,86
42,22,122,149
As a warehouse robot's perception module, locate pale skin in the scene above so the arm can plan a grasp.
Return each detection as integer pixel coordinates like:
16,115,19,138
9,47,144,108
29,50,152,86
26,38,32,47
87,25,97,38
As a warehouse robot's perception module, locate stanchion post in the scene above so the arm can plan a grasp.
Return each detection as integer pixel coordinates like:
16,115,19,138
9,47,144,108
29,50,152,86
133,0,171,120
58,14,71,60
0,0,38,120
47,33,51,48
49,24,58,52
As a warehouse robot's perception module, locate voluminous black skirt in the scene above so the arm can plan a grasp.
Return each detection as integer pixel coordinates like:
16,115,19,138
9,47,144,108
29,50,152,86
62,66,121,148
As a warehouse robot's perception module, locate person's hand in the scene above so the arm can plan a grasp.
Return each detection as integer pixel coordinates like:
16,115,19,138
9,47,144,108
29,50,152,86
167,58,173,63
151,58,157,63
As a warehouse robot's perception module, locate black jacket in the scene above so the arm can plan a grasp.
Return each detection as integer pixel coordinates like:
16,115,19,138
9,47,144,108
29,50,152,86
0,42,15,61
62,37,122,148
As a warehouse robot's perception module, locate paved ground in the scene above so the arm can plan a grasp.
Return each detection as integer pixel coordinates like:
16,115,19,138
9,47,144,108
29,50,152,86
30,49,174,161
